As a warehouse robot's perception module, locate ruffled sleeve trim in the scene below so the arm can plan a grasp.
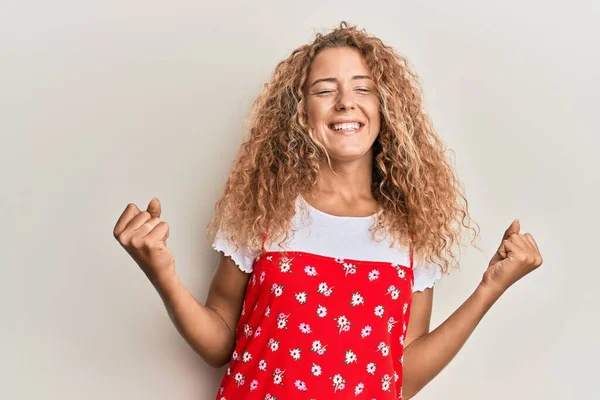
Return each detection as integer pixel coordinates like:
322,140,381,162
211,230,256,274
412,256,443,292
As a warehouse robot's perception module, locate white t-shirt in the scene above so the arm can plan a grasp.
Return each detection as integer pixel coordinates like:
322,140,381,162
213,196,442,292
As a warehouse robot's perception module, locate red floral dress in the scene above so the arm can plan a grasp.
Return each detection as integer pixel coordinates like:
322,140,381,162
216,246,415,400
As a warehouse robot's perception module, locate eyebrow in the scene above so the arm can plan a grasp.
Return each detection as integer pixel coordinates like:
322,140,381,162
309,75,372,88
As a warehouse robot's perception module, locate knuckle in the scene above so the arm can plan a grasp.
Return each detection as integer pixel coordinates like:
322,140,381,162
130,236,144,248
118,233,131,245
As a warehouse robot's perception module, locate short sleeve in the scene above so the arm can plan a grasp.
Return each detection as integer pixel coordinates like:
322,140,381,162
412,255,443,292
211,229,257,274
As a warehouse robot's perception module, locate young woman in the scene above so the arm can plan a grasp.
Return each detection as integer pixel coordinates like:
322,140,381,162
113,22,543,399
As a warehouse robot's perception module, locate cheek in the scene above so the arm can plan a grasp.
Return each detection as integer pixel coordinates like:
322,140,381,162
367,102,381,129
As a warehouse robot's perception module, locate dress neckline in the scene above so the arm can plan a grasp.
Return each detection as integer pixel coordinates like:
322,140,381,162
258,250,412,270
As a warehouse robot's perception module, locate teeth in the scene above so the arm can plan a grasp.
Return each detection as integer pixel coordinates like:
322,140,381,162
332,122,361,131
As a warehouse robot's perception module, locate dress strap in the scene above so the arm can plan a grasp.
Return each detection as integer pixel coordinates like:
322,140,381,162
261,232,268,254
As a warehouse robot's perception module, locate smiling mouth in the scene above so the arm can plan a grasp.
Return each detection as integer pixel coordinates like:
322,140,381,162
328,122,364,133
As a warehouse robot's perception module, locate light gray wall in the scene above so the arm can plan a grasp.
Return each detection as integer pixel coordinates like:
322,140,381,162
2,1,598,398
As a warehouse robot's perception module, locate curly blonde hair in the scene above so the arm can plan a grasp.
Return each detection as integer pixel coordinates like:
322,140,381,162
207,21,480,273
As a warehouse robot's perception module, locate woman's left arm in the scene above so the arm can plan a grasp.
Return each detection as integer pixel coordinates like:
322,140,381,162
402,219,543,399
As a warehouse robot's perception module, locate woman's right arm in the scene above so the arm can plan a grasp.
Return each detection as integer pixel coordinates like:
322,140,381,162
153,255,250,368
112,198,249,369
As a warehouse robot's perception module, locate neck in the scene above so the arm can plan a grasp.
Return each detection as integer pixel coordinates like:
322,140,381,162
312,150,374,201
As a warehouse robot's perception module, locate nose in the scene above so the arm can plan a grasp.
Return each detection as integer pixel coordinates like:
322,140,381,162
335,88,355,111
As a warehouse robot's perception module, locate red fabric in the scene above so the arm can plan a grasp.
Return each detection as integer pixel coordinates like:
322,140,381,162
216,249,414,399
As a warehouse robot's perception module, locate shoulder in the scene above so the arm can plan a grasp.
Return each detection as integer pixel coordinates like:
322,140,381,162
412,254,443,292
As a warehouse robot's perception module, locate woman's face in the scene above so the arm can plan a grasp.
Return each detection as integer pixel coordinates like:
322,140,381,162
304,47,381,163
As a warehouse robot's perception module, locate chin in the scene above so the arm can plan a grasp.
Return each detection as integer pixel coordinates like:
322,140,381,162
328,147,372,163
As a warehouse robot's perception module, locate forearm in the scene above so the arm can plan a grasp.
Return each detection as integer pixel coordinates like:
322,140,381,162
402,283,504,399
153,274,235,368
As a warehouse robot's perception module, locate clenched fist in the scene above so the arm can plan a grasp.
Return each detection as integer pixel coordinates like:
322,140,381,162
113,197,176,285
483,219,543,292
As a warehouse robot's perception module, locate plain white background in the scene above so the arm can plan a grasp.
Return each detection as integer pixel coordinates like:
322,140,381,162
2,1,598,398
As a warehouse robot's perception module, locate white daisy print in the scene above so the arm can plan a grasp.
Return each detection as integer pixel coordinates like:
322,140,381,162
254,326,262,338
234,372,245,387
381,374,393,392
386,285,401,300
374,305,385,318
381,345,390,357
317,282,334,296
316,305,328,318
403,302,409,314
398,268,406,279
334,258,344,264
259,271,266,284
366,362,377,375
342,262,357,276
304,265,317,276
311,363,322,376
278,257,293,273
354,382,365,395
243,324,253,338
344,349,358,364
350,292,364,307
231,351,239,361
331,374,346,393
294,380,307,391
271,284,284,297
299,323,311,334
268,339,280,352
311,340,327,355
272,368,285,386
295,291,307,304
277,313,289,330
249,379,258,391
361,325,372,338
387,317,397,333
258,359,267,371
368,269,380,281
242,351,252,363
335,315,351,333
265,306,270,317
290,348,301,361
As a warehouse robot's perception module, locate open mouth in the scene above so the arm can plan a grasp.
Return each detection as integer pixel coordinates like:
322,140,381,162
328,122,364,133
